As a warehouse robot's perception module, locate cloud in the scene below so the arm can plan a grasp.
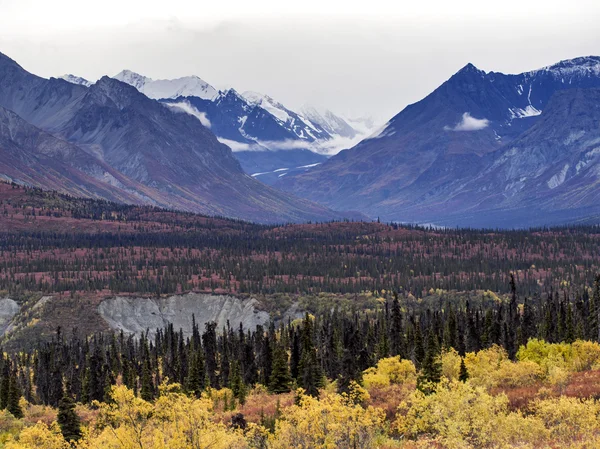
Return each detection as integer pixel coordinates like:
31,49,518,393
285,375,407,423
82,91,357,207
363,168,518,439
216,138,268,152
445,112,490,131
164,100,212,128
217,135,367,155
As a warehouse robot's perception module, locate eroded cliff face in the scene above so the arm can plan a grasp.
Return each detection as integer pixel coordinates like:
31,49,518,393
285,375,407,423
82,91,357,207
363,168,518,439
97,293,270,338
0,298,20,336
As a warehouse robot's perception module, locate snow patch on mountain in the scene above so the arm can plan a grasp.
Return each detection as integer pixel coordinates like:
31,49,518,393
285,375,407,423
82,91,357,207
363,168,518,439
59,74,92,87
509,105,542,119
243,91,292,124
547,164,570,189
535,56,600,79
300,105,357,139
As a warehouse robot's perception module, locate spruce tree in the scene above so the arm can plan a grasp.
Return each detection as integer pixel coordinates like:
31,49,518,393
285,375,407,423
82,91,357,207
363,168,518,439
413,323,425,369
290,331,300,380
140,358,155,402
416,329,441,394
7,371,23,418
0,356,9,410
57,394,82,442
269,343,291,394
298,314,323,397
458,358,469,382
390,293,405,357
186,348,205,398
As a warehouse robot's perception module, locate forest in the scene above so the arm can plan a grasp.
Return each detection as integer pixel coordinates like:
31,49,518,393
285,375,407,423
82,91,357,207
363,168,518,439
1,181,600,448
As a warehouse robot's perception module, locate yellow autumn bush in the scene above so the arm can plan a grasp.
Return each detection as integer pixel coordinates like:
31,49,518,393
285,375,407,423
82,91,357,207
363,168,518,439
363,356,417,388
270,390,385,449
463,345,508,388
88,384,247,449
532,396,600,444
396,380,548,449
516,339,600,374
441,349,462,381
4,422,68,449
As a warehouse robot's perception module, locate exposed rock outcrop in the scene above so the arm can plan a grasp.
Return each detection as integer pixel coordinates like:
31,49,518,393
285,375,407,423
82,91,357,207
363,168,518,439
0,298,20,336
98,293,269,338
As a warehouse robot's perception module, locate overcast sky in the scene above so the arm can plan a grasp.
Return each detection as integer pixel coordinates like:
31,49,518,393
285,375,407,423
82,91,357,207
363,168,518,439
1,0,599,123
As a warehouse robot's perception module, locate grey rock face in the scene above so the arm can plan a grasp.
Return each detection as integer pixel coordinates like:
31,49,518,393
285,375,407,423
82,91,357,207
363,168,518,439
0,298,20,336
98,293,270,338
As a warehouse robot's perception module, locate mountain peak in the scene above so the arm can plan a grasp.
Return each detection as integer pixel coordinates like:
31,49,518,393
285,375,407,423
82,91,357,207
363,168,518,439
529,56,600,79
113,70,217,101
59,74,92,87
457,62,484,74
113,69,150,90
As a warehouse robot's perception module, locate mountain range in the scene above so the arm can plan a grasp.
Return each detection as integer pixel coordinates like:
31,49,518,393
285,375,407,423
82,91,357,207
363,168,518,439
5,51,600,228
277,56,600,227
101,70,375,184
0,51,362,223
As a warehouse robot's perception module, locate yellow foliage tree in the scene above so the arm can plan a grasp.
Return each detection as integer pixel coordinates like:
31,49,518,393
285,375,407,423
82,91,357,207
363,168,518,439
88,384,247,449
396,380,548,449
5,422,68,449
270,391,385,449
363,356,416,388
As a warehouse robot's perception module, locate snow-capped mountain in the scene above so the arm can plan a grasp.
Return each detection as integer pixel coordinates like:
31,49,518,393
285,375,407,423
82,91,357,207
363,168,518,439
277,56,600,227
59,74,92,87
0,51,357,223
113,70,218,101
241,91,331,142
300,105,358,139
110,69,378,182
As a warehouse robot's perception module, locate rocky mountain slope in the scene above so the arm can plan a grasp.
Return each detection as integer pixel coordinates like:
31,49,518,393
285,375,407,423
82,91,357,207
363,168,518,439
0,52,356,223
277,57,600,227
107,69,374,183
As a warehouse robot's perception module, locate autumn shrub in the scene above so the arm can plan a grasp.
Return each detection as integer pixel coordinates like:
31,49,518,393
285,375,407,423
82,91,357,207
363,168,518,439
492,360,543,388
441,349,462,381
87,383,248,449
532,396,600,444
0,410,23,446
4,422,67,449
395,380,548,449
570,340,600,371
463,345,508,388
270,390,385,449
363,356,417,388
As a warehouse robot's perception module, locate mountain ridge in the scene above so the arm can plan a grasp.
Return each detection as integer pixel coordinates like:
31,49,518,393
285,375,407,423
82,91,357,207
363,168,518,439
276,56,600,227
0,51,363,223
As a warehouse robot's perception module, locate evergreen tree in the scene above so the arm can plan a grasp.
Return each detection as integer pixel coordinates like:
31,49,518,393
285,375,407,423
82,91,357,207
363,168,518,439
458,358,469,382
290,331,300,380
186,347,205,398
413,322,425,368
298,314,323,397
0,356,9,410
390,293,405,357
202,322,219,389
57,394,82,442
417,329,441,394
7,370,23,418
140,358,155,402
269,343,291,394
